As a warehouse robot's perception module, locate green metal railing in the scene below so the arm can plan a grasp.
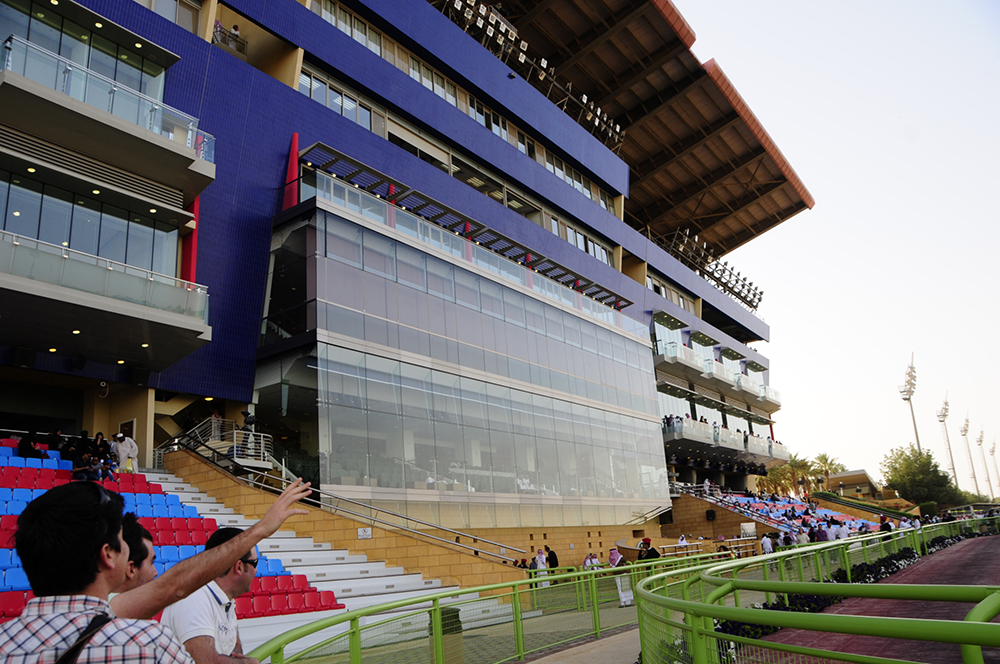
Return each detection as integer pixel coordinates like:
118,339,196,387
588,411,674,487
249,519,1000,664
637,517,1000,664
248,553,722,664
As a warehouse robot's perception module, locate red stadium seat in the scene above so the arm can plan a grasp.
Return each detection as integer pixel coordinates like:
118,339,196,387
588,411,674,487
173,531,193,546
318,591,344,610
292,575,311,592
13,477,34,489
0,516,18,530
34,477,54,490
251,595,272,617
303,591,320,610
101,480,116,491
170,518,188,531
53,478,71,487
54,470,72,480
20,469,39,480
154,518,172,532
186,518,204,531
269,595,288,614
191,531,208,546
276,576,295,592
0,591,26,618
257,576,278,595
137,517,156,531
0,529,15,548
202,518,217,531
234,596,254,619
37,469,55,479
286,592,304,612
155,531,175,546
147,484,163,494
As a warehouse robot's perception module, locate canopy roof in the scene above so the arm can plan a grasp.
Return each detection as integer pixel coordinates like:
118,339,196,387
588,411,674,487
500,0,814,257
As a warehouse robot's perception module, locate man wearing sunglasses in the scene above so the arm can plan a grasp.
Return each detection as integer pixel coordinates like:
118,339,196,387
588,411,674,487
162,528,263,664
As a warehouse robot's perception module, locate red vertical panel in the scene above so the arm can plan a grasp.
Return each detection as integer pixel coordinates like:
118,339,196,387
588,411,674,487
282,132,300,211
180,196,199,282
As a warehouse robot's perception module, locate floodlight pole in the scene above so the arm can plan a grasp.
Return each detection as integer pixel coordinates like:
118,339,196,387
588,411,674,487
898,355,921,453
937,400,959,487
991,441,1000,501
977,430,994,501
960,418,981,497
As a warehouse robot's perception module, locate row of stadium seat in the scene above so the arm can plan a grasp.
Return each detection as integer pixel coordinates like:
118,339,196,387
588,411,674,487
0,448,62,461
235,590,345,618
0,457,73,471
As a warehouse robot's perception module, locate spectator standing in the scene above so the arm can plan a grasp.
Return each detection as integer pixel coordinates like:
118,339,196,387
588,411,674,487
608,548,632,607
760,533,773,554
533,548,549,587
115,433,139,474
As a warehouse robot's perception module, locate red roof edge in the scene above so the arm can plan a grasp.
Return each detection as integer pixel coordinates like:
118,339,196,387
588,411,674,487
703,59,815,209
650,0,697,49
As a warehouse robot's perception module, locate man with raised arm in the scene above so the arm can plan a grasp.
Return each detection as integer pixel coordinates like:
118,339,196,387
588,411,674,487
111,478,311,619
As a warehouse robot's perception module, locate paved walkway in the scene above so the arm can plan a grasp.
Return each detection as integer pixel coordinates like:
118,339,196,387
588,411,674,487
764,536,1000,663
526,627,640,664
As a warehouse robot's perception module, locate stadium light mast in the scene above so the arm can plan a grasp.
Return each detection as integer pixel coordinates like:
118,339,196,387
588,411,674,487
977,430,994,501
991,440,999,500
898,354,921,453
960,417,981,496
937,400,959,487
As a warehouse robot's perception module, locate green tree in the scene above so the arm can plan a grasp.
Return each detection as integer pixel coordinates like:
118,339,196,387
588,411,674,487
758,464,792,495
880,445,962,505
785,454,814,496
813,453,847,486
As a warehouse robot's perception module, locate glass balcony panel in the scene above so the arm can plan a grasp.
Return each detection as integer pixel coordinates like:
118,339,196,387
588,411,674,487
3,36,215,163
106,267,151,305
62,252,110,296
148,278,190,315
10,237,62,284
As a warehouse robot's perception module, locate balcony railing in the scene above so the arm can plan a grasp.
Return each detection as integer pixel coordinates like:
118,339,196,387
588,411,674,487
765,385,781,404
212,26,247,56
736,372,762,396
0,230,209,322
656,340,705,371
3,35,216,163
702,358,736,386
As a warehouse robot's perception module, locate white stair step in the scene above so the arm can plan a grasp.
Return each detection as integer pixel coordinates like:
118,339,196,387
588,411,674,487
314,574,437,597
212,515,256,527
158,482,200,493
258,537,330,552
269,550,368,566
192,503,236,516
177,492,215,503
291,563,404,582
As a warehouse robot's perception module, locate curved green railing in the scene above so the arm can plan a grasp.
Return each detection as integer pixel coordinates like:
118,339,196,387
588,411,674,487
636,517,1000,664
247,551,726,664
249,519,1000,664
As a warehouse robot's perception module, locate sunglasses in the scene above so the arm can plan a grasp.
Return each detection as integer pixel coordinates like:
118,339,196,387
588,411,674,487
241,557,259,568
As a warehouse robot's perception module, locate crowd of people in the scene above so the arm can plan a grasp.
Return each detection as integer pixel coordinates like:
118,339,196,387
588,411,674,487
13,429,140,481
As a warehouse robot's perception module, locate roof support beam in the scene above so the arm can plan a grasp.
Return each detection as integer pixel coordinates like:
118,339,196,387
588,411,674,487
554,0,653,76
715,199,809,254
596,40,688,109
631,112,741,189
635,148,769,227
513,0,559,31
657,180,789,240
615,70,708,133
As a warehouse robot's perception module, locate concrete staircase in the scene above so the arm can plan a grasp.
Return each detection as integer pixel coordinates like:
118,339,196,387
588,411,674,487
140,470,495,653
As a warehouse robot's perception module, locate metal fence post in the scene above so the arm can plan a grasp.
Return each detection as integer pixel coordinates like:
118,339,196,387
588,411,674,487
511,586,526,660
431,599,444,664
589,569,601,638
349,617,362,664
840,545,852,582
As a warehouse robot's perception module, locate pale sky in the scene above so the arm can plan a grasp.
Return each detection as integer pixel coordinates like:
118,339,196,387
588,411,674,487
671,1,1000,494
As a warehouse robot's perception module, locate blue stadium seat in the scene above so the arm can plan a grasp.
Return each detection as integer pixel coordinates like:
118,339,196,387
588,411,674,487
30,489,46,500
11,489,31,502
134,494,151,505
135,505,155,518
0,489,11,502
182,505,200,518
266,559,286,575
4,568,30,591
0,549,12,569
5,458,24,468
151,505,170,518
178,545,196,560
167,506,185,518
10,549,20,567
149,495,166,506
158,546,179,562
40,459,58,470
0,448,11,457
154,562,166,575
5,501,27,515
164,494,181,507
58,461,72,470
48,451,61,462
23,458,41,469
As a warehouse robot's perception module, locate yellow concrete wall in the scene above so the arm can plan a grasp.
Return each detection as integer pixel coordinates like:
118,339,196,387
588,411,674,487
84,386,155,466
163,451,527,593
658,494,767,549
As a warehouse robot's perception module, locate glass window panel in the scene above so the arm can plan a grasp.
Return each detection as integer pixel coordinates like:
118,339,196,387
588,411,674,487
88,34,117,80
459,377,488,430
0,0,30,42
154,0,178,22
454,268,480,310
68,195,100,255
358,104,371,131
310,77,326,105
328,86,343,114
152,221,178,276
513,433,537,493
524,296,545,334
399,363,432,419
114,46,143,92
176,0,199,34
337,7,351,34
125,214,154,270
426,256,455,302
479,278,503,319
365,355,402,415
342,94,358,123
325,215,363,267
59,20,90,67
535,437,560,495
463,426,491,492
141,58,165,101
37,185,73,247
352,16,367,45
28,2,61,54
409,57,420,82
298,72,312,96
395,242,426,291
97,205,128,263
0,170,8,228
4,176,42,238
366,411,404,488
368,29,381,56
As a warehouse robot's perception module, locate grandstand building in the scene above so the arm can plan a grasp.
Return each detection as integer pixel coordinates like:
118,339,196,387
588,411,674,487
0,0,810,529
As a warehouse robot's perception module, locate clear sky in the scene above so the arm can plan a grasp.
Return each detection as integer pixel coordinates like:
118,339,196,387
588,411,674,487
670,1,1000,494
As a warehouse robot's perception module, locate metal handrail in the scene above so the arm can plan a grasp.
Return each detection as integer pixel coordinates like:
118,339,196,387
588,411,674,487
162,437,526,560
636,519,1000,664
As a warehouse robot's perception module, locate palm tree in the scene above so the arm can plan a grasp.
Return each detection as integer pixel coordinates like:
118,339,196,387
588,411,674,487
813,453,847,488
784,454,814,497
758,464,792,495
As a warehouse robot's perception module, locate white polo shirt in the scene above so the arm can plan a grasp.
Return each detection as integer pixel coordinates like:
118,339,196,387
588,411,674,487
162,581,238,656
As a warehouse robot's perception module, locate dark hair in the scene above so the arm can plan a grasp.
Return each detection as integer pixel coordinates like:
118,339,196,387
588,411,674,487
15,482,124,596
205,527,252,560
122,512,152,568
